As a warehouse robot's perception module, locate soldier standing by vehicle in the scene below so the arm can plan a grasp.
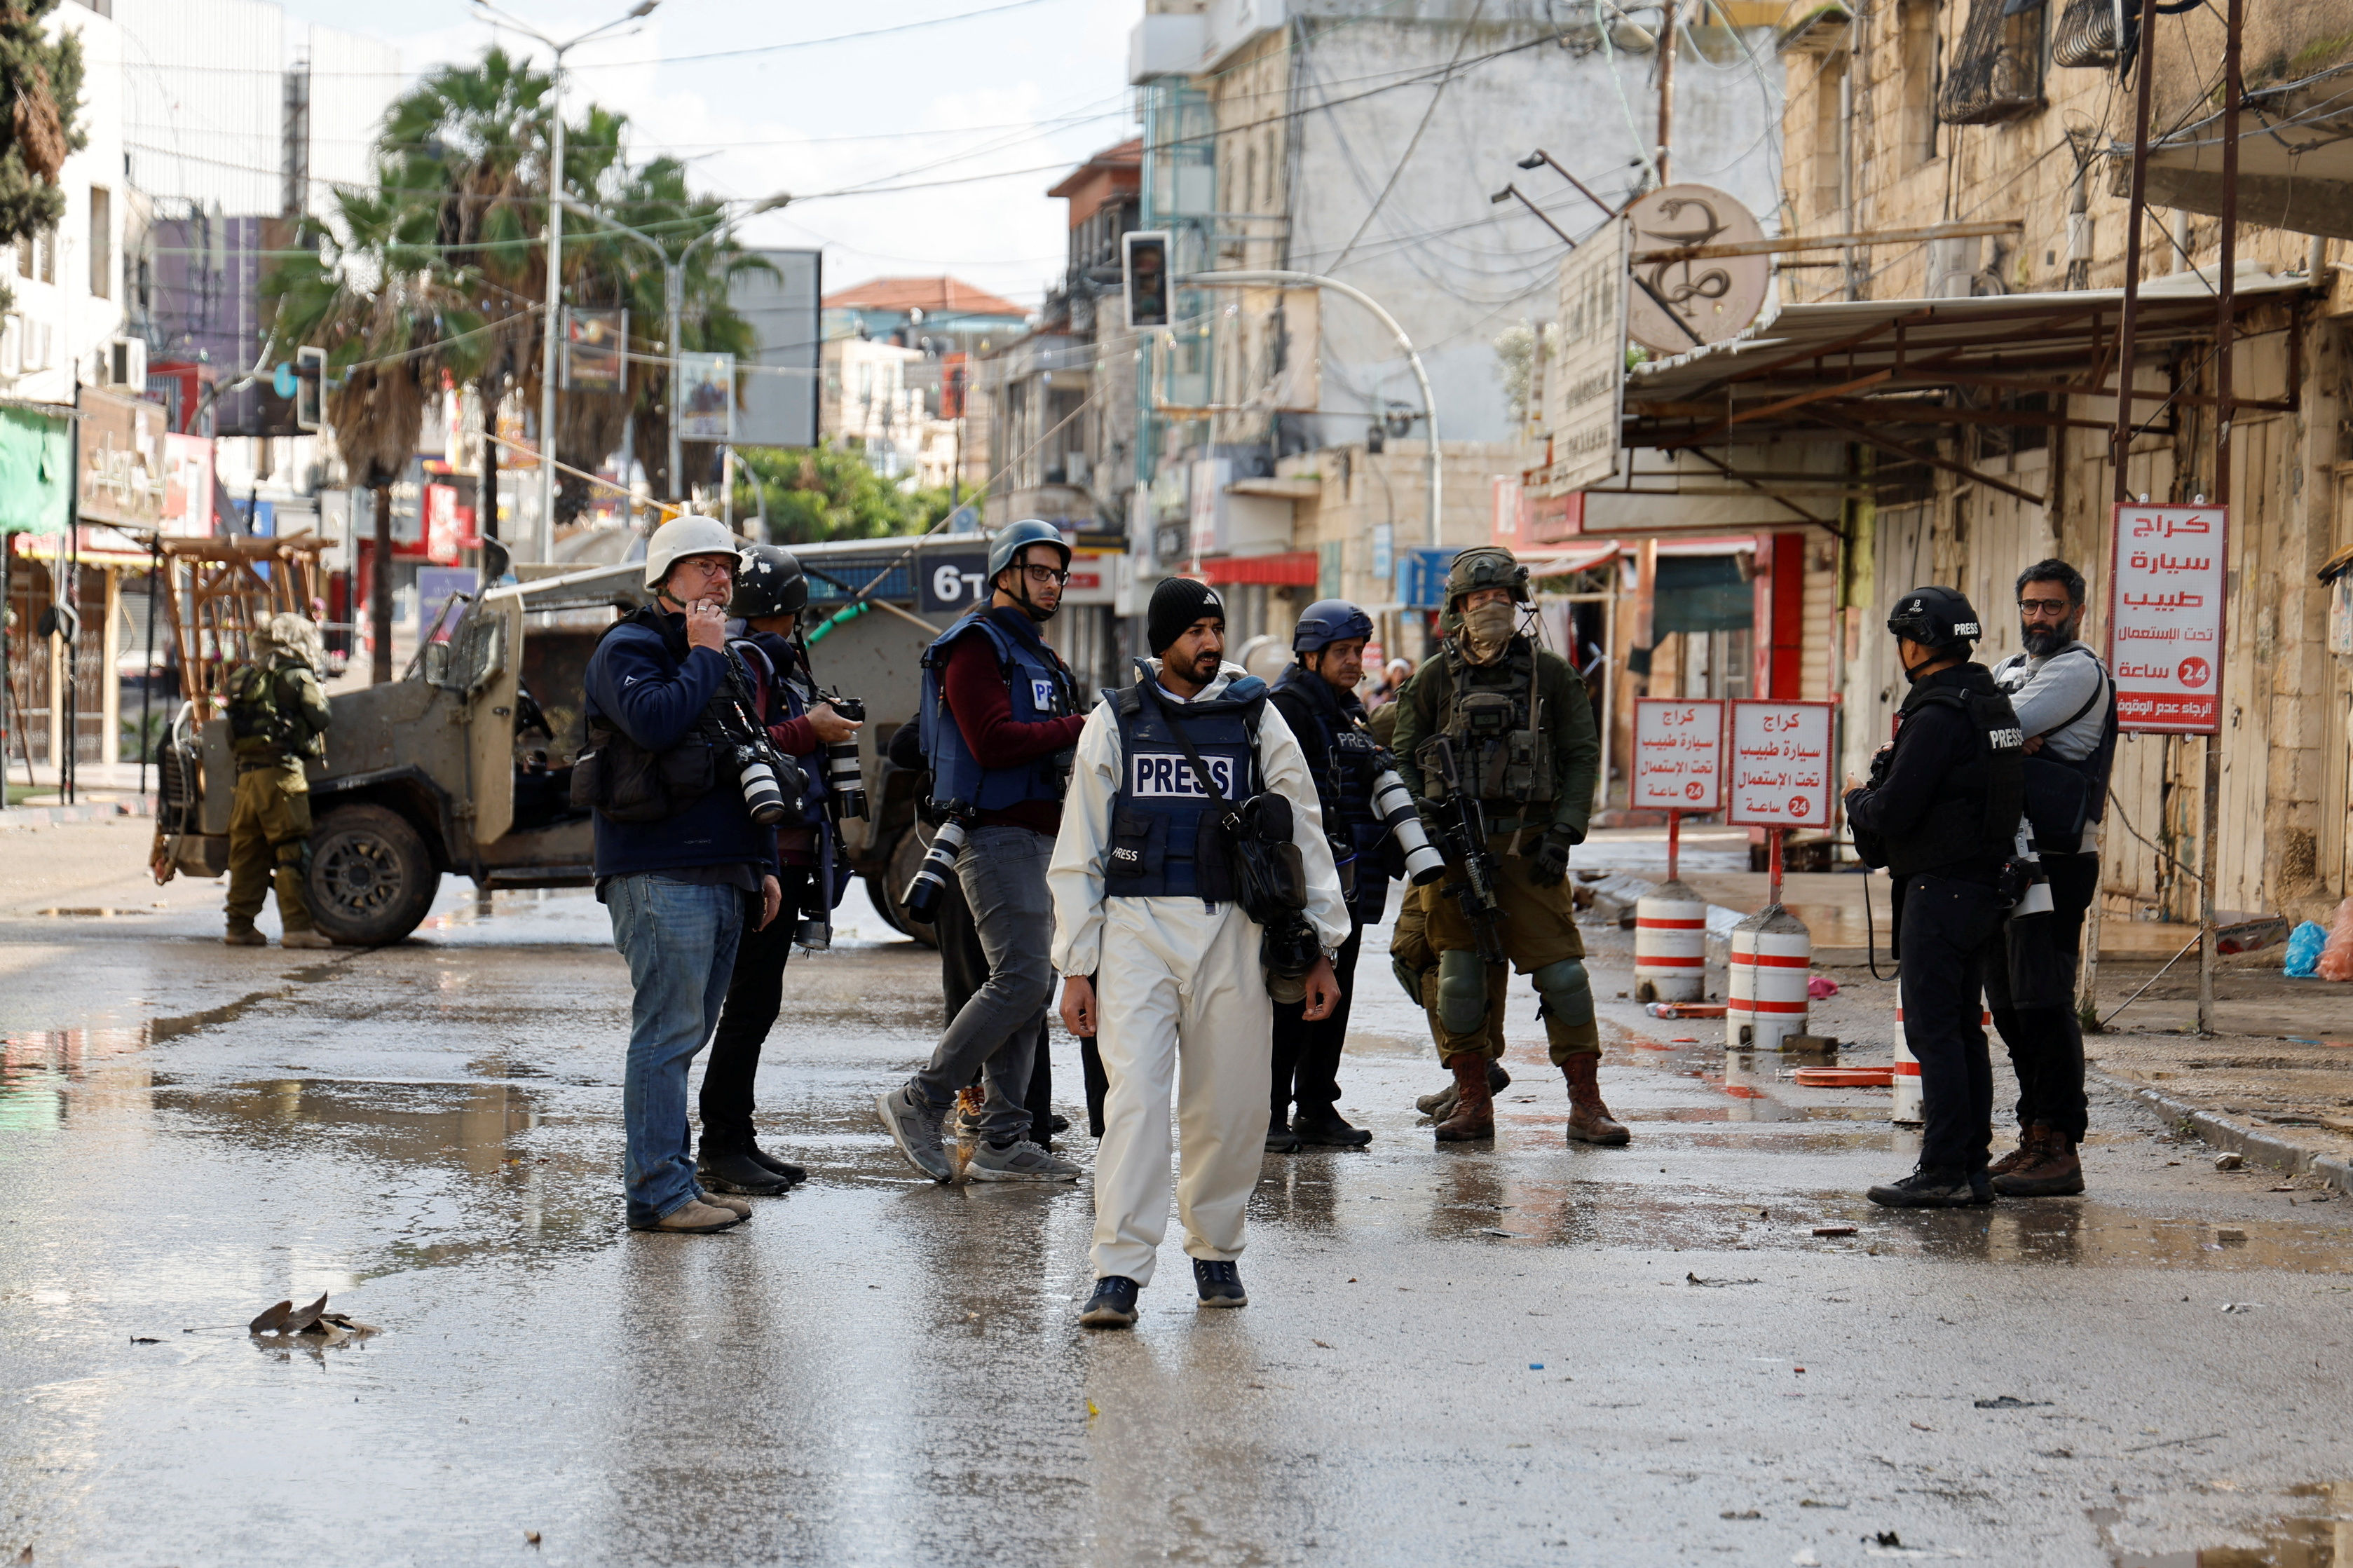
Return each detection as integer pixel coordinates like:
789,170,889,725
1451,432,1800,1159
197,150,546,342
221,613,332,950
1844,587,2026,1209
1053,578,1349,1328
1391,547,1614,1147
876,519,1087,1185
1984,560,2115,1199
694,545,861,1199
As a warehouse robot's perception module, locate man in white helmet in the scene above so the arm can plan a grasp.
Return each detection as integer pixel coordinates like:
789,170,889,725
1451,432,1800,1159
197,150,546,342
581,514,784,1236
1051,578,1349,1328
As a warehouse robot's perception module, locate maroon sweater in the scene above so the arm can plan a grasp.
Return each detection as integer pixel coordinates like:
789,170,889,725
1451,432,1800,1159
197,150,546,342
943,633,1086,835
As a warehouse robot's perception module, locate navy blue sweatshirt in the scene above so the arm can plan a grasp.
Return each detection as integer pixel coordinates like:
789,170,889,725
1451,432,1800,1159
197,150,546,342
583,607,777,882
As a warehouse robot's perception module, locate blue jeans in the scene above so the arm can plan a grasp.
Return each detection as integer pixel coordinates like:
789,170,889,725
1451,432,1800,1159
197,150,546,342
607,874,745,1226
907,824,1053,1146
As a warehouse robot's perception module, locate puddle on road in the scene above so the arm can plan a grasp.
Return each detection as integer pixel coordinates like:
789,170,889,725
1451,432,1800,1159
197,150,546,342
29,906,172,918
2101,1480,2353,1565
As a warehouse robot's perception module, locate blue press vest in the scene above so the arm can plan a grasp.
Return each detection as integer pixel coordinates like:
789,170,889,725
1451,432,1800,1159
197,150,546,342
920,609,1077,811
1274,666,1388,920
1103,674,1267,899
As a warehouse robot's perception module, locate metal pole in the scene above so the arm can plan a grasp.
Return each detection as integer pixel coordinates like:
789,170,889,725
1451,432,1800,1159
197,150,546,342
667,264,683,505
2108,0,2161,511
538,57,568,564
2199,0,2242,1035
139,536,158,803
1180,268,1441,546
1667,807,1681,882
1656,0,1675,187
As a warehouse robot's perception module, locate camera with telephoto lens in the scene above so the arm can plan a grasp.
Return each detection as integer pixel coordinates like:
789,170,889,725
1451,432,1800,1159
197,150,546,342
901,801,972,924
1998,825,2053,915
723,739,793,826
795,882,833,951
1369,751,1447,885
822,694,867,820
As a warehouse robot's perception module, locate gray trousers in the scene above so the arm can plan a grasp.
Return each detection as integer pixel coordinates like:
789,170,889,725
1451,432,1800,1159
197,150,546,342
907,824,1053,1145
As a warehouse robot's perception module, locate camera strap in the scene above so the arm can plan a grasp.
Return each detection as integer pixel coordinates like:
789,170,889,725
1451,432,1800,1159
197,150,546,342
1135,677,1248,837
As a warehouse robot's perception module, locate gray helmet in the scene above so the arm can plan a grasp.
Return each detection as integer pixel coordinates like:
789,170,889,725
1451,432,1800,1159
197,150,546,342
1886,585,1983,653
730,544,808,620
988,519,1071,585
1293,597,1373,653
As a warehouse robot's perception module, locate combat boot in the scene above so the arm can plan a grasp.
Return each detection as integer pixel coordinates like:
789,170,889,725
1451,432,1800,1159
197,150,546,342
224,923,266,948
1991,1133,2085,1197
1562,1054,1630,1145
1416,1060,1509,1121
1988,1126,2049,1178
1433,1054,1494,1142
280,929,332,950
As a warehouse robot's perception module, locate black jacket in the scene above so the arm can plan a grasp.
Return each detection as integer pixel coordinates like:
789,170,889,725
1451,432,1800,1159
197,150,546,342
1844,663,2021,887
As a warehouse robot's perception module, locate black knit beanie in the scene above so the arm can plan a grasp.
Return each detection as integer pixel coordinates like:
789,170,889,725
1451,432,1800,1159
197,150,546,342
1147,575,1224,655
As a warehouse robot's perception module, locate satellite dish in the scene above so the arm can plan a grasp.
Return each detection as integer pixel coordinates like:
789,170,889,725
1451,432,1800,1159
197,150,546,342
1623,184,1770,355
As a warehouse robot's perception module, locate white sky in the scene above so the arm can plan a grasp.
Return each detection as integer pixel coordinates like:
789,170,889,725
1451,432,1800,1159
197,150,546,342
270,0,1141,308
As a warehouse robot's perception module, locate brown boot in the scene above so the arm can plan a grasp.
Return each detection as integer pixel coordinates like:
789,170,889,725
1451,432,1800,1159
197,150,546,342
1991,1133,2084,1197
1989,1126,2048,1178
1433,1054,1495,1143
1563,1054,1630,1145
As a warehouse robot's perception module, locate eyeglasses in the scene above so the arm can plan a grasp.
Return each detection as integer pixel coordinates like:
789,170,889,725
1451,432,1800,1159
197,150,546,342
1023,564,1070,586
2017,597,2074,615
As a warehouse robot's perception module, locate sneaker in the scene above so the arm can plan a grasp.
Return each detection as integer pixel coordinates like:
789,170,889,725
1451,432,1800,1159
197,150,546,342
1293,1108,1372,1147
224,926,267,948
745,1144,809,1187
697,1147,793,1197
1867,1165,1986,1208
964,1138,1082,1182
875,1087,954,1183
1079,1275,1140,1328
1265,1121,1302,1153
629,1199,742,1234
1192,1258,1248,1308
280,929,333,950
697,1192,753,1219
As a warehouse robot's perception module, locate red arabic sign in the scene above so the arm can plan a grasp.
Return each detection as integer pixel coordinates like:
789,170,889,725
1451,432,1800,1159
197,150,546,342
1726,700,1834,829
2107,502,2227,734
1632,698,1724,812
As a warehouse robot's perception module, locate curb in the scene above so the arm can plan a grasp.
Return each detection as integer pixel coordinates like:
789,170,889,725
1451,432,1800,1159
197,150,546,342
0,800,151,829
2108,1075,2353,1197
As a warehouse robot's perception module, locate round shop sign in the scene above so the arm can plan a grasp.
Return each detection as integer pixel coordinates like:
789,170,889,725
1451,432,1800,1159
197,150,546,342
2177,656,2211,688
1787,793,1814,819
1623,184,1770,356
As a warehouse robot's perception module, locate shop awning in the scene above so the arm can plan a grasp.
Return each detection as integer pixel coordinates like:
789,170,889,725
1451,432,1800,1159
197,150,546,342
1198,551,1318,585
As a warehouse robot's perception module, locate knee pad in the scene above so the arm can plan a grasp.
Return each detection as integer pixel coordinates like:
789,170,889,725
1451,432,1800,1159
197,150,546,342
1436,948,1489,1036
1391,956,1426,1006
273,839,308,871
1532,958,1593,1025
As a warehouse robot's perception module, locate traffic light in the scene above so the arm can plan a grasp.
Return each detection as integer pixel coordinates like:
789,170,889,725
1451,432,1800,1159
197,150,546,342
293,346,325,432
1124,231,1171,328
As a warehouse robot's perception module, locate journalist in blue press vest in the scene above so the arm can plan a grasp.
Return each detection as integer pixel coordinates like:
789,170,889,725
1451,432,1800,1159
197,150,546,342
578,515,790,1236
875,519,1089,1185
1051,577,1349,1328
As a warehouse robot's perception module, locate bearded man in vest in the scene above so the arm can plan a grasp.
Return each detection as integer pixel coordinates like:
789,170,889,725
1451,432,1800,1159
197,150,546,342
876,520,1088,1185
1389,546,1613,1146
221,613,333,949
1052,578,1349,1328
1845,586,2027,1209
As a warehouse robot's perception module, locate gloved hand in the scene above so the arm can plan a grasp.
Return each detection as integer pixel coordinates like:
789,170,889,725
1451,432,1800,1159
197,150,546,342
1527,826,1578,887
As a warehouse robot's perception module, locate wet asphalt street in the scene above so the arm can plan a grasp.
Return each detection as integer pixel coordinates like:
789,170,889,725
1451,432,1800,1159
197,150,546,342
4,836,2353,1566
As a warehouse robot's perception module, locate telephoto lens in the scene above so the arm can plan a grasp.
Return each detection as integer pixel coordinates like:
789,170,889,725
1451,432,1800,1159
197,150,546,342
824,695,868,820
1370,765,1447,885
735,748,790,826
2004,825,2053,916
901,811,970,924
794,899,832,952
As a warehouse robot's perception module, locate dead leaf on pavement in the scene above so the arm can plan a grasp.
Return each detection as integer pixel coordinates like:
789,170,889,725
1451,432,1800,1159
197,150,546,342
247,1300,293,1334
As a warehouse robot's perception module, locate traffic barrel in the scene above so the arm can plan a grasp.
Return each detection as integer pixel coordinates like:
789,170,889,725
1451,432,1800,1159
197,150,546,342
1633,878,1707,1002
1891,997,1991,1125
1726,905,1811,1052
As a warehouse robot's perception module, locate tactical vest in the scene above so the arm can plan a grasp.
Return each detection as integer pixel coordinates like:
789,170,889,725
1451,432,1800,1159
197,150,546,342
735,634,828,829
919,609,1077,811
1434,639,1553,805
1103,673,1267,900
1878,671,2027,880
1274,666,1387,906
226,660,322,761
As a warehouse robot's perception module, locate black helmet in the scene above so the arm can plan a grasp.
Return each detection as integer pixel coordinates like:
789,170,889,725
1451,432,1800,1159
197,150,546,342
1885,585,1983,652
1293,597,1373,653
730,544,809,620
987,519,1071,584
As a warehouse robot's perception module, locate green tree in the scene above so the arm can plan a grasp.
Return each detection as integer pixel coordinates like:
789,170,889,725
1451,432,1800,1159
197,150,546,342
734,444,971,544
0,0,83,313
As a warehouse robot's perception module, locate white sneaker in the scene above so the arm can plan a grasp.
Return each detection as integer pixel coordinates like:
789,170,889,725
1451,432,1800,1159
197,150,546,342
964,1138,1082,1182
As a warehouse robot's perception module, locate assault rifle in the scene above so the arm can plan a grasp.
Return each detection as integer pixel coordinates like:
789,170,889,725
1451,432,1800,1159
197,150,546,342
1418,735,1506,964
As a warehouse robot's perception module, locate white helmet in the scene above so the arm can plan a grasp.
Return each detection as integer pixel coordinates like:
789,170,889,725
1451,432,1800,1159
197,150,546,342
643,513,742,592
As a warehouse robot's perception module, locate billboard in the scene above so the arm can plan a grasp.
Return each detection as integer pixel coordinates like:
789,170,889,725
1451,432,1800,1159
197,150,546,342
76,388,170,529
1532,214,1627,496
677,352,736,442
563,307,627,393
2108,501,2227,734
728,248,821,449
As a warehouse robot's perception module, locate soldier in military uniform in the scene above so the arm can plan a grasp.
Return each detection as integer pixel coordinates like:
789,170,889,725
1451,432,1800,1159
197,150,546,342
1391,546,1621,1146
221,613,332,949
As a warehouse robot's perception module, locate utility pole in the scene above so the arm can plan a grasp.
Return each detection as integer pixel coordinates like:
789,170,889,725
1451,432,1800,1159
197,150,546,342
2200,0,2243,1035
1655,0,1675,187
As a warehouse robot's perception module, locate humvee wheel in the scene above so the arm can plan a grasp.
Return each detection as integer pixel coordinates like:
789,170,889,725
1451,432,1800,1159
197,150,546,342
308,804,438,946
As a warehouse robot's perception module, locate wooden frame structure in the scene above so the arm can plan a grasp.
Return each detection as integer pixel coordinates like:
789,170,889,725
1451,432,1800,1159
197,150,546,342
156,533,322,723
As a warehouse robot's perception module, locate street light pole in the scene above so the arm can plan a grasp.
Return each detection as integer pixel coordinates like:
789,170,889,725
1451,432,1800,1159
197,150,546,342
1180,268,1442,547
472,0,662,561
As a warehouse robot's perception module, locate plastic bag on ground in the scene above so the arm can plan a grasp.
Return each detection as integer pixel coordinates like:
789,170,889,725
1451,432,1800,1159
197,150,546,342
2285,920,2328,978
2317,899,2353,981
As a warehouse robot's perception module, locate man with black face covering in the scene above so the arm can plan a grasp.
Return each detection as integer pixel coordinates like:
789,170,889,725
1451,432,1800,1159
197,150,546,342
1984,559,2115,1197
1845,586,2026,1208
875,520,1087,1185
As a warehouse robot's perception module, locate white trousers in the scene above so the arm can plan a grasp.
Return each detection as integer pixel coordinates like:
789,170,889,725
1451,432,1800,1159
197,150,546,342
1091,895,1274,1286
